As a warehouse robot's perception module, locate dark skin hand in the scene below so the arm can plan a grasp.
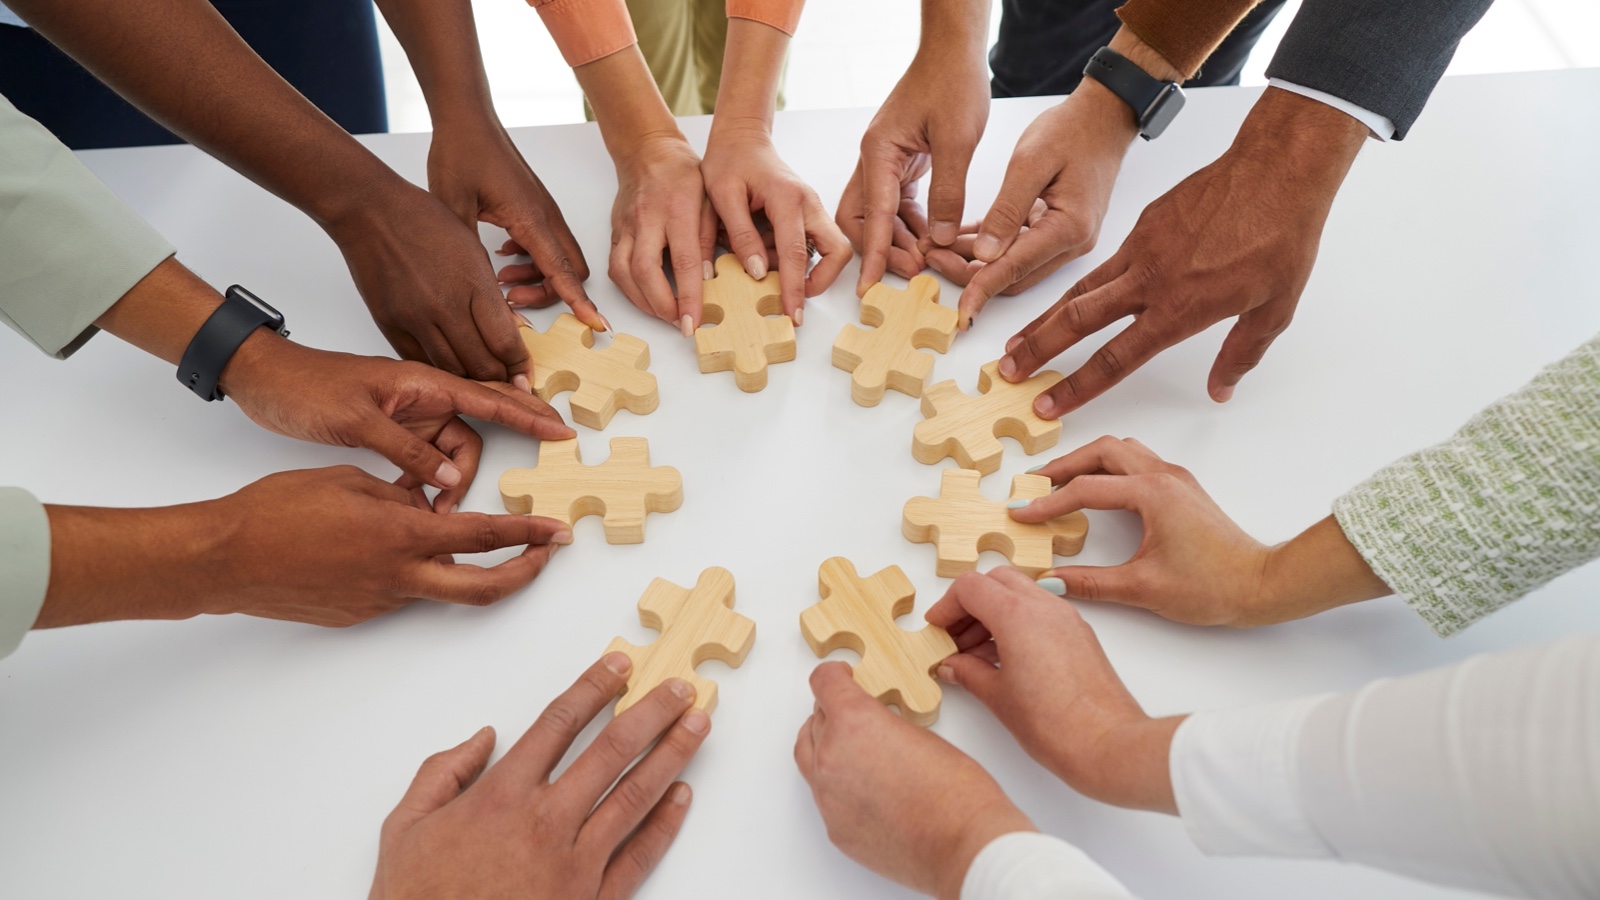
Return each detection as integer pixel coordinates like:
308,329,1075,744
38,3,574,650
369,654,710,900
998,87,1369,418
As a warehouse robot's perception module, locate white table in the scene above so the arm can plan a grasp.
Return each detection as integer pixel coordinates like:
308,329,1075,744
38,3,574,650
4,69,1599,899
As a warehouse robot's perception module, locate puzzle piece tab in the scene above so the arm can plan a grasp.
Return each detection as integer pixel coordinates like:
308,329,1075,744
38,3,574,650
695,253,796,392
800,557,957,726
606,567,756,715
902,468,1088,577
519,313,658,430
499,437,682,544
913,360,1065,475
832,275,958,407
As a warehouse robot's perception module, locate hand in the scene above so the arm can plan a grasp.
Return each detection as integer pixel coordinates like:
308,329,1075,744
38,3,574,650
925,568,1182,813
794,662,1036,898
927,83,1135,330
838,11,991,295
997,87,1369,417
701,125,851,325
221,336,576,514
608,132,716,334
425,119,605,331
1013,436,1394,626
369,653,710,900
327,182,533,382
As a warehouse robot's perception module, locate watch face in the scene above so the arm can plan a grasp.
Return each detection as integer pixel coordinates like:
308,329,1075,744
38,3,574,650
1140,84,1186,140
229,286,284,326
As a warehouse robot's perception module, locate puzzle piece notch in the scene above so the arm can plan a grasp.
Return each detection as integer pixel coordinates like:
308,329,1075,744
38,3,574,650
695,253,796,392
606,567,756,715
903,468,1088,578
499,437,682,544
832,275,959,407
913,360,1066,475
800,557,957,726
519,313,658,430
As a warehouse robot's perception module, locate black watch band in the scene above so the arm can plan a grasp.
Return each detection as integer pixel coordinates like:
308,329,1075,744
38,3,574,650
1082,46,1185,141
177,285,289,401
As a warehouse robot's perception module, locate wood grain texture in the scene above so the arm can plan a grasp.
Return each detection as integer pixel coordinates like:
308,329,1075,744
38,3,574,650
606,567,756,715
519,314,658,430
499,437,682,544
902,468,1088,577
913,360,1065,475
831,275,958,406
799,557,957,726
695,253,796,392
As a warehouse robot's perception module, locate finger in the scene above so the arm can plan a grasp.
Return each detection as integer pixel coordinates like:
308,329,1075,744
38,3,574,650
946,615,993,652
384,726,496,834
497,237,528,257
508,220,605,332
709,182,770,294
887,218,927,280
834,163,867,254
927,134,977,246
362,416,464,492
378,324,431,366
496,261,545,285
923,571,1028,636
419,327,470,378
924,248,983,286
898,182,930,240
1208,305,1293,403
632,227,681,323
1021,435,1170,489
999,275,1140,386
667,203,706,331
583,706,709,849
793,715,817,780
1014,472,1156,522
768,195,809,322
505,283,555,309
1003,252,1127,358
803,207,853,298
560,678,696,810
411,544,559,606
436,377,577,441
608,233,652,319
497,653,633,786
429,417,482,515
807,660,875,714
1041,563,1144,606
858,150,907,296
957,224,1079,330
936,651,1002,706
597,783,694,900
1036,317,1177,419
424,511,573,557
471,279,534,385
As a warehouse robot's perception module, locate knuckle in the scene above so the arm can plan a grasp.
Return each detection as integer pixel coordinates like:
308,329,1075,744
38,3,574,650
623,837,659,878
610,776,653,818
670,249,700,274
986,198,1028,230
535,699,582,737
596,727,636,765
782,239,810,266
1090,346,1126,381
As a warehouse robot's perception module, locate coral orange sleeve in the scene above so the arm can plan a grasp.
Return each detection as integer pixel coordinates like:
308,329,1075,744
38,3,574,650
527,0,638,68
727,0,805,36
1115,0,1260,80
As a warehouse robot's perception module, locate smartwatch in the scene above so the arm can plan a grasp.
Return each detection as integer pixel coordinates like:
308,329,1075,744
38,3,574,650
1082,46,1185,140
176,285,290,401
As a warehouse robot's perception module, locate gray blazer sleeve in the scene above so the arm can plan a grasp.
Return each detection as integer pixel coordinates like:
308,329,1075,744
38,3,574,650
1263,0,1495,139
0,488,50,659
0,94,174,357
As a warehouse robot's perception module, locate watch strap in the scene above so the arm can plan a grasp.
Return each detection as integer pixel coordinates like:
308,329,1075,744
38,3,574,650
176,286,283,401
1083,47,1184,140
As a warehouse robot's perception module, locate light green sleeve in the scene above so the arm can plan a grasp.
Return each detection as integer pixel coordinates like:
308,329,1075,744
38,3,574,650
1333,333,1600,636
0,94,174,358
0,487,50,659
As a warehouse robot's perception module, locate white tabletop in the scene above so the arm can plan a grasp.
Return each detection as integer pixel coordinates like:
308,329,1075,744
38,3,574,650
4,68,1600,899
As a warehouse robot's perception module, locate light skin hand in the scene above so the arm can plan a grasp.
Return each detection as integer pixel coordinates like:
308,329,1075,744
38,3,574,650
838,0,990,295
701,19,852,327
38,466,573,629
370,654,710,900
794,662,1036,899
1013,436,1393,626
925,567,1183,813
998,87,1369,417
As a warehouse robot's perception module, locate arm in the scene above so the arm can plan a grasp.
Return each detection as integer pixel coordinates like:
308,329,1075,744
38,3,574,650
5,0,533,383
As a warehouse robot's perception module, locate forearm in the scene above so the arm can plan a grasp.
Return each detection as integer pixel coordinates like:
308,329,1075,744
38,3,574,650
1228,87,1366,198
8,0,412,228
1114,0,1261,81
36,502,220,628
575,47,684,166
917,0,989,62
1250,516,1392,625
710,19,789,134
372,0,497,131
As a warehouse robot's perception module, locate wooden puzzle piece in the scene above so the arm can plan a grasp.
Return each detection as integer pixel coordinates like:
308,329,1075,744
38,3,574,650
913,360,1065,475
695,253,796,392
799,557,957,726
499,437,682,544
606,567,756,715
832,275,958,407
519,313,658,430
902,468,1088,578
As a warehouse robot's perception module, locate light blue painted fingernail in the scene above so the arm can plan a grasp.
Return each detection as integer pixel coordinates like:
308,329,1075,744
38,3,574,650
1006,500,1030,510
1025,464,1045,473
1036,577,1067,596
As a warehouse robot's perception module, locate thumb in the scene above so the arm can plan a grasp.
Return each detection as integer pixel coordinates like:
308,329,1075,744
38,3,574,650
1208,306,1292,402
972,153,1052,263
927,135,976,247
936,652,1002,708
386,726,495,834
363,417,462,490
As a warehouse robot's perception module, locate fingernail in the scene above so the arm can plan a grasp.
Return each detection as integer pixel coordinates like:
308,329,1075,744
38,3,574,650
435,461,462,487
1006,335,1024,354
552,530,574,545
1215,384,1235,403
931,220,957,245
998,356,1018,380
793,307,804,327
679,314,694,338
974,234,1003,261
598,314,613,334
1025,464,1044,474
667,677,694,700
936,664,955,683
682,709,710,734
604,652,632,675
1005,499,1030,510
1034,394,1057,418
962,315,973,332
702,260,714,281
746,255,767,280
514,374,532,393
671,783,692,805
1036,577,1067,596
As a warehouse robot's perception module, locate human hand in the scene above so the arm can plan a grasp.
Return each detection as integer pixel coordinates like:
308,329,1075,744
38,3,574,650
425,118,605,331
369,653,709,900
794,662,1035,898
608,131,716,335
1014,436,1394,626
926,567,1182,813
837,7,991,295
222,336,575,514
701,125,851,325
997,87,1369,417
327,182,532,382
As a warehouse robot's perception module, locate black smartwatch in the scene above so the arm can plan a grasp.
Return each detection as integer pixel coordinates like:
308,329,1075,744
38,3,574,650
1082,46,1185,140
176,285,289,401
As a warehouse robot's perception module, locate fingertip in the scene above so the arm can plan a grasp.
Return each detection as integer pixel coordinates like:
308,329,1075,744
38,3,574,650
670,781,692,806
603,651,632,675
1213,383,1235,403
681,709,710,735
1034,393,1059,419
551,529,574,545
513,374,531,393
936,664,956,684
435,460,463,488
973,233,1004,262
1036,576,1068,596
931,221,957,246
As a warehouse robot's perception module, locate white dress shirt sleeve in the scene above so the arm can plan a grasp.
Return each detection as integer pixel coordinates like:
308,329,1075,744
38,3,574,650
0,487,50,659
962,831,1135,900
1267,78,1396,141
1172,636,1600,899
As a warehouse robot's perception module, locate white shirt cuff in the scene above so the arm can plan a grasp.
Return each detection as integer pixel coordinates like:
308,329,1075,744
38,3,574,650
0,487,50,658
1268,78,1395,141
961,831,1135,900
1170,696,1338,859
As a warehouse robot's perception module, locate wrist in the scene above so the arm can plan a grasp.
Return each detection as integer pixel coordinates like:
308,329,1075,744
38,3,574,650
216,328,303,402
1077,715,1184,814
1108,24,1183,83
935,802,1037,900
38,503,223,627
1255,516,1392,624
1229,87,1367,191
1064,76,1142,146
917,0,989,59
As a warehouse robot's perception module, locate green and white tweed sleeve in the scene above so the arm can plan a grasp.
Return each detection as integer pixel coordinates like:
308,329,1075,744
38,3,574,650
1333,333,1600,636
